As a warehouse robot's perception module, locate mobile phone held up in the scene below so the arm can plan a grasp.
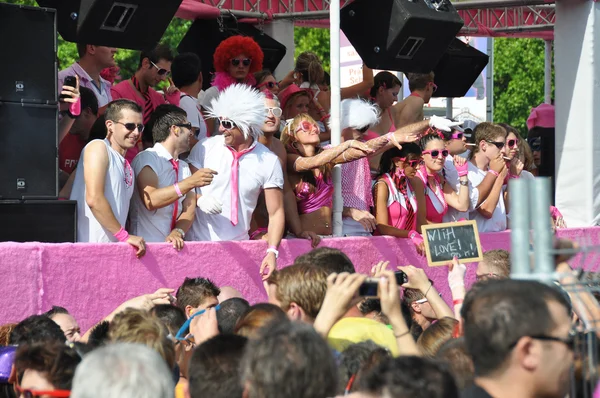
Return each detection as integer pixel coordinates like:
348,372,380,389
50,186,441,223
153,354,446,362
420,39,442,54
358,271,408,297
60,75,77,99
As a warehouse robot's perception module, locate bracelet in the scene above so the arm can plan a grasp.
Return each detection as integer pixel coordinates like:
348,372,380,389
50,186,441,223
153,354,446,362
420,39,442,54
453,299,464,306
320,114,330,122
266,245,279,259
173,228,185,238
393,330,411,339
114,226,129,243
174,182,183,198
488,169,499,177
459,179,469,186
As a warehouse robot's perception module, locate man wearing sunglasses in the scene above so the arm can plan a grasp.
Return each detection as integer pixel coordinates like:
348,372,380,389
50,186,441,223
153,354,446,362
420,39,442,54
252,92,320,247
129,105,218,250
187,84,284,280
461,279,573,398
70,99,146,257
393,72,436,128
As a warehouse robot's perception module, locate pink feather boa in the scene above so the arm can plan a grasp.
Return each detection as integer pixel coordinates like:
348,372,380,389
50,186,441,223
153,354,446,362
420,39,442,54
212,72,257,91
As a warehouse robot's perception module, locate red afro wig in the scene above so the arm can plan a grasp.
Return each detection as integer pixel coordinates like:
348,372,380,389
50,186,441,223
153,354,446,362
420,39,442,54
214,36,264,74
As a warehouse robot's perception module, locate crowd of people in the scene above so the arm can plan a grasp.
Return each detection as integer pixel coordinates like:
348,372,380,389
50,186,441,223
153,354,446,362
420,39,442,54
54,35,563,273
0,242,586,398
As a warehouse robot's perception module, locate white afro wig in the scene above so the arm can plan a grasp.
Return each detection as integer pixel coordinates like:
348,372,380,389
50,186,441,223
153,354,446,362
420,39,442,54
337,98,380,131
206,84,266,140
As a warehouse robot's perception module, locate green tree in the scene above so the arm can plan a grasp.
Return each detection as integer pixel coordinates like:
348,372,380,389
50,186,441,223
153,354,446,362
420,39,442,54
294,27,331,73
493,38,554,136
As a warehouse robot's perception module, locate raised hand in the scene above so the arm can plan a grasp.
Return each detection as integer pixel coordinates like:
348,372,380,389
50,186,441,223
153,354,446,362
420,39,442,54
189,168,218,188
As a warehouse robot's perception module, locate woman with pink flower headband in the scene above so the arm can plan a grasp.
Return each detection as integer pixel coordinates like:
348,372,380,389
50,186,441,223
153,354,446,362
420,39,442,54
416,132,470,224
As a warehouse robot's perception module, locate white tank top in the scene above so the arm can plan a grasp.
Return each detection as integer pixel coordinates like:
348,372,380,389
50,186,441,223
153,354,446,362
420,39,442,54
70,139,134,242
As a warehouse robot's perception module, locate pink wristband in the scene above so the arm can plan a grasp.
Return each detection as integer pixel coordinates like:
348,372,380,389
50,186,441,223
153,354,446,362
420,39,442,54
268,245,278,250
174,182,183,198
509,174,520,179
409,230,424,245
488,169,499,177
69,96,81,117
114,227,129,243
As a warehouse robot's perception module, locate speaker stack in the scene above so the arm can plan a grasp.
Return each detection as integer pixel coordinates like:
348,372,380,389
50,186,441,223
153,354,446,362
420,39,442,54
340,0,490,98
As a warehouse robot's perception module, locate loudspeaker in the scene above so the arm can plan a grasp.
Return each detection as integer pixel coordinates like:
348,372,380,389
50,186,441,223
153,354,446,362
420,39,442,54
177,19,287,91
35,0,183,51
0,102,57,200
340,0,464,73
432,38,489,98
0,200,76,243
0,3,57,104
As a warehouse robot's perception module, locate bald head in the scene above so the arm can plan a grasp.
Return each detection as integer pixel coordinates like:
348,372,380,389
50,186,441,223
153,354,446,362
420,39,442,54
218,286,243,303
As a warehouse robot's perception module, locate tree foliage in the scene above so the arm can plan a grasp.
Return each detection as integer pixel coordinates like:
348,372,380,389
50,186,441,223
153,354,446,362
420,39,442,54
294,27,331,73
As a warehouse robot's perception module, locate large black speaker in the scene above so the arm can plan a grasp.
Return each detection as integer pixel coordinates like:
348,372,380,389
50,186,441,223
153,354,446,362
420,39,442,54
177,19,287,91
0,3,57,104
36,0,183,50
0,102,58,200
0,200,76,243
432,38,489,98
340,0,464,73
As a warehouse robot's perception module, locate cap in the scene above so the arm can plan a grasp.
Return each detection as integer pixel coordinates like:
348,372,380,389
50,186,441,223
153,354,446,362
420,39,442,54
527,103,555,130
278,84,306,111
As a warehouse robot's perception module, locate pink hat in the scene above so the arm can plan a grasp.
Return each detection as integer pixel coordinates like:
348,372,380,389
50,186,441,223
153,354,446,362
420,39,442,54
527,103,555,130
278,84,308,111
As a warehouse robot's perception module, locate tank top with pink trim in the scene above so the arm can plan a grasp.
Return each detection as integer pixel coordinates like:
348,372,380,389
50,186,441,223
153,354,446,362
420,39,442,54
416,169,448,223
378,173,417,231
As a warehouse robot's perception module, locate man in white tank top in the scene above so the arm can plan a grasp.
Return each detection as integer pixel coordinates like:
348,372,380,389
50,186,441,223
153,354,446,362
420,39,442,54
70,99,146,257
129,104,217,249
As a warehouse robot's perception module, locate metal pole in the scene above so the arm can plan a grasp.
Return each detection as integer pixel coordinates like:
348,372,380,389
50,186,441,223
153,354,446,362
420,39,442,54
531,178,554,278
446,98,453,119
330,0,343,237
544,40,553,104
510,179,532,278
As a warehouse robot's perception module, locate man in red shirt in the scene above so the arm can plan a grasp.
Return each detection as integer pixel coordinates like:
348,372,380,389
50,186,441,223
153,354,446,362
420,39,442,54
59,87,99,174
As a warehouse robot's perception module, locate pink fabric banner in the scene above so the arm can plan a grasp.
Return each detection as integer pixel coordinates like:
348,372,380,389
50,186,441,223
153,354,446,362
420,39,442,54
0,228,598,332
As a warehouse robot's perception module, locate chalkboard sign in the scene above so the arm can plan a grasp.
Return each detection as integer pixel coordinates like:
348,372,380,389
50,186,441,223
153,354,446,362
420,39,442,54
421,220,483,266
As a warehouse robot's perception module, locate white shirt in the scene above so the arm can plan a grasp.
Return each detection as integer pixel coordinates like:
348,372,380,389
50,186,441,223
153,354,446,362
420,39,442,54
442,155,474,223
58,62,112,107
467,162,507,232
180,94,208,140
187,135,284,241
70,139,134,242
129,143,192,242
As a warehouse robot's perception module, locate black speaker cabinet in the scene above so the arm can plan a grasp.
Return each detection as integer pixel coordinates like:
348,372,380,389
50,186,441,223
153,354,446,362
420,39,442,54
0,3,57,104
0,200,76,243
36,0,183,51
432,38,489,98
0,102,58,200
340,0,464,73
177,19,287,91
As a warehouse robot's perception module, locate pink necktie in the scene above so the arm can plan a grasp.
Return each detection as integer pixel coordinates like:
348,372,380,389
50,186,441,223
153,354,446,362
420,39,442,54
226,145,255,226
169,159,179,230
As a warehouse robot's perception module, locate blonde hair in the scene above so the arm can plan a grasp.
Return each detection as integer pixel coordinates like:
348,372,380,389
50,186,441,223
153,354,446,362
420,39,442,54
109,308,175,370
267,264,328,320
482,249,511,278
295,52,325,86
417,317,458,357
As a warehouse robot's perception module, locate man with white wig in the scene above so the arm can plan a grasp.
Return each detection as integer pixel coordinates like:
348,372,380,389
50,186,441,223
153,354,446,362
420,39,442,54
187,84,284,279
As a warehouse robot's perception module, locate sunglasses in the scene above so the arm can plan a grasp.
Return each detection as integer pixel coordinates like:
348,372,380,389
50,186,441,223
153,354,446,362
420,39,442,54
257,81,280,90
450,132,463,140
507,138,519,148
422,149,449,158
430,82,438,93
175,123,193,130
218,119,237,130
294,120,318,134
399,157,421,168
15,385,70,398
357,126,370,133
509,331,576,351
266,107,283,118
150,61,170,76
175,304,222,340
415,292,442,304
113,121,144,132
231,58,252,67
528,137,541,151
486,140,506,149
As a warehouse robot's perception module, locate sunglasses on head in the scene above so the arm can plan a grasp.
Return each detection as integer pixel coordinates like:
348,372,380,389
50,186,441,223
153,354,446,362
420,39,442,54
450,132,463,140
175,123,193,131
266,107,283,118
257,81,280,90
150,61,170,76
15,385,71,398
422,149,448,158
231,58,252,67
486,140,506,149
507,138,519,148
218,119,237,130
114,121,144,133
294,120,318,134
400,157,421,168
